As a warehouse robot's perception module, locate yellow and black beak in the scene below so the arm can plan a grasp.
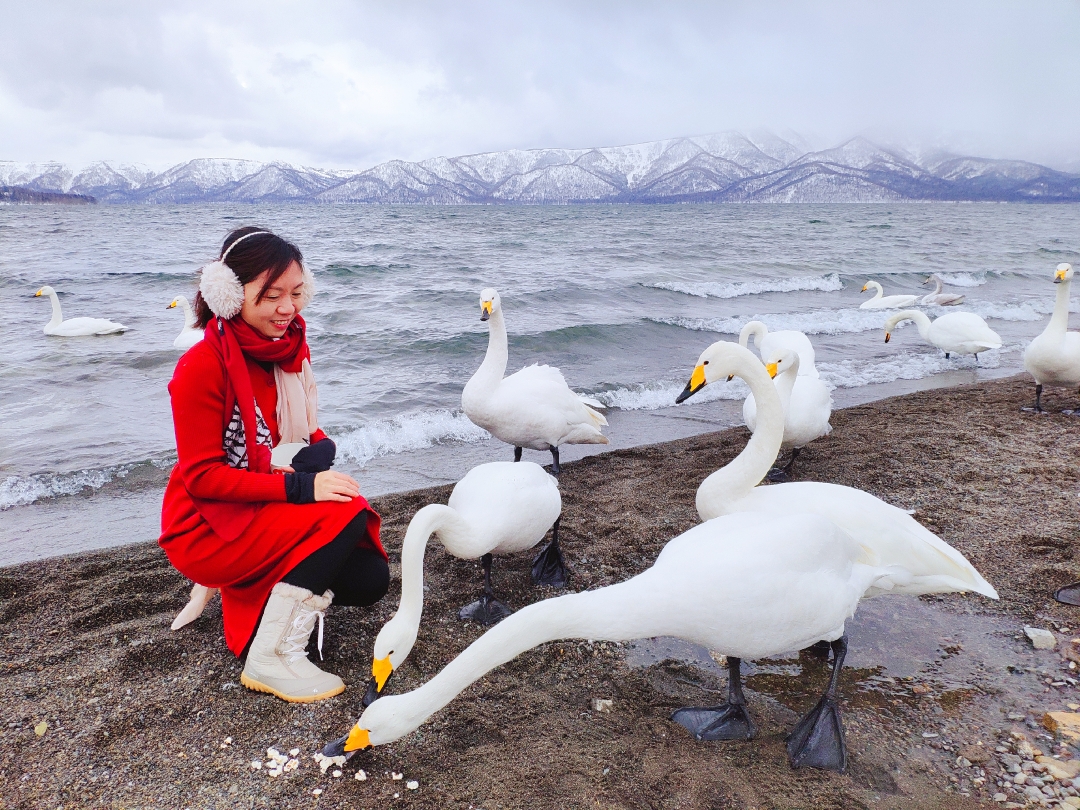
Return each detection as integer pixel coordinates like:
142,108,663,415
766,362,778,379
884,332,891,343
343,725,371,753
860,284,868,292
361,655,393,708
480,301,492,321
676,364,707,403
34,289,43,297
1055,269,1068,283
166,300,178,310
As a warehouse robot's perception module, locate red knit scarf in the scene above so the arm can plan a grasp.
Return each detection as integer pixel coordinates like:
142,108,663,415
202,315,310,474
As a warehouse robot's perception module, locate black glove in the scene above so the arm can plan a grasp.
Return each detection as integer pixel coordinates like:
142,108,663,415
290,438,336,474
284,472,317,504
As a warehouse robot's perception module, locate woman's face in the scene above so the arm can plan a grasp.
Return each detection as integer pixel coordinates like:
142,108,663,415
240,261,305,338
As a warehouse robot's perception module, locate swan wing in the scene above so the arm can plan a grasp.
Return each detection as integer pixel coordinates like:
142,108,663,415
448,461,561,556
783,377,833,447
933,313,1002,350
47,317,128,336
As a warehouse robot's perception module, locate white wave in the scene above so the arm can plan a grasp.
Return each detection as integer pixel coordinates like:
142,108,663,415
819,345,1017,389
655,308,891,337
934,271,988,287
594,377,750,411
1,467,123,510
648,273,842,299
336,409,490,466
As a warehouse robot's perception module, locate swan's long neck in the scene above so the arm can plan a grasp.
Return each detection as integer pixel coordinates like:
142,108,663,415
889,310,932,340
46,290,63,327
867,281,883,301
181,298,197,329
696,355,785,520
366,574,664,743
774,357,798,412
395,504,468,637
739,321,766,350
472,309,509,392
929,276,943,294
1047,279,1073,338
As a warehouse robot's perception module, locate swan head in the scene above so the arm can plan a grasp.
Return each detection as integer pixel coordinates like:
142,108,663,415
479,288,500,321
676,340,758,403
764,349,799,379
861,280,880,294
167,295,189,311
34,286,54,298
369,613,418,699
1055,263,1073,284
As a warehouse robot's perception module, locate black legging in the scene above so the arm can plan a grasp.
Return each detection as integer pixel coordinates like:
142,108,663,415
282,512,389,606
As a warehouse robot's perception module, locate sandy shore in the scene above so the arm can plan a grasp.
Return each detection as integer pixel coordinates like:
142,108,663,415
3,373,1080,810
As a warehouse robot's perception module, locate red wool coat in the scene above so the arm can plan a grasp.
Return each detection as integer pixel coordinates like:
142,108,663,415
159,340,384,655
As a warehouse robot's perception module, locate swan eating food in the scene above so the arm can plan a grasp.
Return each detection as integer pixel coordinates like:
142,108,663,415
884,310,1002,361
34,286,128,336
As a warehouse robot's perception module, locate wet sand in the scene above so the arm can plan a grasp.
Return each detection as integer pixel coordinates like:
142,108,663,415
3,373,1080,810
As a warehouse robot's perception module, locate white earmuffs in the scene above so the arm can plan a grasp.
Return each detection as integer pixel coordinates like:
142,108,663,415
199,231,316,320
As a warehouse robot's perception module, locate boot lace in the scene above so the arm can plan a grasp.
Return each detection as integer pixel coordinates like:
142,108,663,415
280,604,326,663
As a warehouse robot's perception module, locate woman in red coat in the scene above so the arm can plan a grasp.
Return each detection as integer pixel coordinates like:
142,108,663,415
160,226,388,703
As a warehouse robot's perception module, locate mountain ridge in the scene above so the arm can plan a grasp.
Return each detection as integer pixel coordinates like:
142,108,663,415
3,132,1078,204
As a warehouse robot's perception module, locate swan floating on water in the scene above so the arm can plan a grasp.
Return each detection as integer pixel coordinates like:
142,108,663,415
919,275,965,307
1022,263,1080,413
326,508,994,772
167,295,204,350
884,310,1001,361
365,461,560,704
676,341,998,600
738,320,818,378
859,280,918,310
742,350,832,480
34,286,127,336
462,288,608,587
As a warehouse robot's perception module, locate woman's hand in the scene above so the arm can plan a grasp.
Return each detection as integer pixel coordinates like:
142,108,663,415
314,471,360,502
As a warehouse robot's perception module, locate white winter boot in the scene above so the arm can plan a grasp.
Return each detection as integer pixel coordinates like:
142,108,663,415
240,582,345,702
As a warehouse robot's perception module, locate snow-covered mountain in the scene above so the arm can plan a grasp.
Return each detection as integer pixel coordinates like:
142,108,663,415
3,133,1079,204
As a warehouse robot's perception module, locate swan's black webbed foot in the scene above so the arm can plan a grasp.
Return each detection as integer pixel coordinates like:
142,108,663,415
672,702,756,741
513,446,522,462
320,733,354,760
1054,582,1080,606
787,635,848,772
1022,385,1047,414
671,656,756,741
531,517,568,587
458,593,513,625
548,446,561,476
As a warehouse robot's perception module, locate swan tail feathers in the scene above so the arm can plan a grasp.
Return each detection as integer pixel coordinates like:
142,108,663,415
577,394,606,409
584,405,609,427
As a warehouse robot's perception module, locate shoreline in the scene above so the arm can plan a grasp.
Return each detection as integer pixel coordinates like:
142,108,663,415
3,372,1080,809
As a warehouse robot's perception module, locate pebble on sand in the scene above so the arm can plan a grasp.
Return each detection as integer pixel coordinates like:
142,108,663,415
591,698,613,713
33,721,47,736
1024,627,1057,650
1043,712,1080,744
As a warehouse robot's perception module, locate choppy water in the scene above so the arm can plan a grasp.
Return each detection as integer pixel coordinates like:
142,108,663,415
2,203,1078,565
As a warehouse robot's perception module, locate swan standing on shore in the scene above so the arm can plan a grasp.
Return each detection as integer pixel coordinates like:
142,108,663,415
675,341,997,600
364,461,560,703
1022,263,1080,413
884,310,1002,361
167,295,204,350
327,511,908,772
738,321,819,378
462,288,608,587
919,275,965,306
34,286,127,336
742,350,832,480
859,281,918,310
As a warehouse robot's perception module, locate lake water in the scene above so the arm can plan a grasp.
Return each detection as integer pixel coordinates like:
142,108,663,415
2,202,1078,565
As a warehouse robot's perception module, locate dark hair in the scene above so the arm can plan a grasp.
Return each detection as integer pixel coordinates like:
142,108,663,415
193,226,304,328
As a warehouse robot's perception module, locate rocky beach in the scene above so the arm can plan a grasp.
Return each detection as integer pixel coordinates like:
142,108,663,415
3,373,1080,810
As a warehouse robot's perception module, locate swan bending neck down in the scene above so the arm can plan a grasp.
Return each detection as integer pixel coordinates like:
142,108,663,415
676,341,998,600
334,511,910,772
883,310,1001,360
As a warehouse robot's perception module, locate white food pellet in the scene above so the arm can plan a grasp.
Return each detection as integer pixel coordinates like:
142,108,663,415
313,788,323,796
354,770,367,781
392,772,403,780
407,780,419,790
224,737,232,744
289,748,300,756
332,770,342,778
250,761,262,770
284,759,299,772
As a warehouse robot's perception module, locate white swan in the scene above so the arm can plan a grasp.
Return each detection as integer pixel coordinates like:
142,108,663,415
884,310,1002,360
859,281,918,310
738,320,819,378
167,295,204,350
1022,263,1080,413
742,350,832,478
367,460,561,701
675,341,998,600
34,286,127,336
330,510,984,772
462,288,607,586
919,275,965,307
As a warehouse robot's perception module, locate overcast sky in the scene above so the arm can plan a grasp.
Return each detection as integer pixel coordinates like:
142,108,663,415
2,1,1079,171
